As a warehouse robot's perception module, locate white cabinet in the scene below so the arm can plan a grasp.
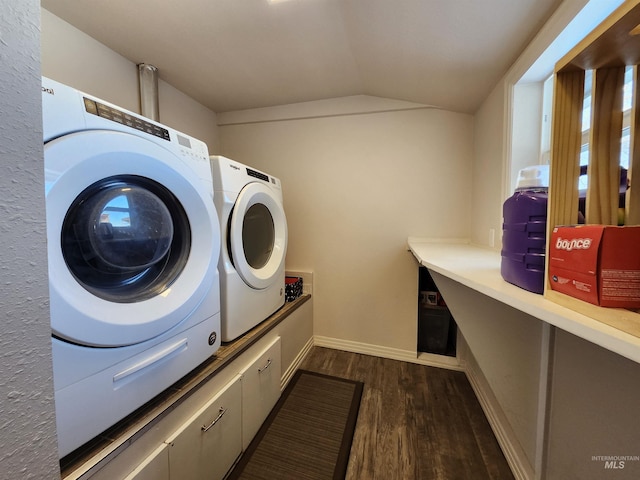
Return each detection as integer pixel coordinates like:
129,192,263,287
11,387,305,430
166,375,242,480
123,444,169,480
239,336,282,450
63,298,313,480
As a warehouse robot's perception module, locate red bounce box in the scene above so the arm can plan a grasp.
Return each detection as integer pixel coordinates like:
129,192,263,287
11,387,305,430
548,225,640,307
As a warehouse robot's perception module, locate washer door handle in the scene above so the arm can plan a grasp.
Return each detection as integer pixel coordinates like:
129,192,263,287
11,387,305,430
113,339,187,384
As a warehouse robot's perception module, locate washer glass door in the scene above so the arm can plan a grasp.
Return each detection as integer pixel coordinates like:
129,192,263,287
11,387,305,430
229,182,287,290
62,175,190,303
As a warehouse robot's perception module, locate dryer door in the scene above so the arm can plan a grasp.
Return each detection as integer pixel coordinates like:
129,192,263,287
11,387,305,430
45,130,220,347
228,182,287,290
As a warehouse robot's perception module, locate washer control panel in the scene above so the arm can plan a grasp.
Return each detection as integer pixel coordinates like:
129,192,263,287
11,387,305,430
83,97,170,141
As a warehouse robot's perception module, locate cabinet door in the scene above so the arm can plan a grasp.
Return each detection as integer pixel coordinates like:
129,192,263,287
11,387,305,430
166,375,242,480
240,336,281,450
123,444,169,480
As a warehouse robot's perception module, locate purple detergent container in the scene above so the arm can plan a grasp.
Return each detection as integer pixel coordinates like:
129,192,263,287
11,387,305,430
501,165,549,294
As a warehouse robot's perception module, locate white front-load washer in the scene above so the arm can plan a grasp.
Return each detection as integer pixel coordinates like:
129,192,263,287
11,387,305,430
42,77,222,458
209,156,287,342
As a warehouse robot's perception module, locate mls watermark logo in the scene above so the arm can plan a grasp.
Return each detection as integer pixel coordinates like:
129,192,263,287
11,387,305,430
592,455,640,470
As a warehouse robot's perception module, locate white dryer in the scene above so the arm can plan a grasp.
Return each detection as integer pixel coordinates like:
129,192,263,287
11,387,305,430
209,156,287,342
42,77,222,458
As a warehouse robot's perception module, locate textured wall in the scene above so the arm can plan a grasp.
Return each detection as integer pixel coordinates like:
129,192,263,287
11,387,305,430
0,1,59,477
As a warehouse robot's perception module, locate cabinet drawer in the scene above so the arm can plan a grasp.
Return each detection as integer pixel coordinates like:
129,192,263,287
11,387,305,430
166,375,242,480
123,443,169,480
239,336,281,450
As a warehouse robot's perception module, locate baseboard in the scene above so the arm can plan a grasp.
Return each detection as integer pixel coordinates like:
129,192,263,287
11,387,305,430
281,336,314,390
313,335,463,371
464,353,534,480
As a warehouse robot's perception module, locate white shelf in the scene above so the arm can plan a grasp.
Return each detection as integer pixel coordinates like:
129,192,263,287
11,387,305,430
407,238,640,364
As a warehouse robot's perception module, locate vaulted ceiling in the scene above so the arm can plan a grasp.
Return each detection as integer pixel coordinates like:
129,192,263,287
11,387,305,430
41,0,562,114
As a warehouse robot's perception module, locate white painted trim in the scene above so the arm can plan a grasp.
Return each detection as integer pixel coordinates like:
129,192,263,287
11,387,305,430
502,79,514,206
281,336,314,390
465,352,534,480
516,0,625,84
313,336,463,371
535,325,555,480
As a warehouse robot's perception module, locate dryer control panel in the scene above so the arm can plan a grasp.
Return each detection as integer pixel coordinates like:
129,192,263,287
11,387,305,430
247,167,270,183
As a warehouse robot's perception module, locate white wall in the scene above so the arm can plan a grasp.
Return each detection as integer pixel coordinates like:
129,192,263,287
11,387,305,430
40,9,220,151
471,82,506,248
511,83,544,192
546,330,640,480
218,99,473,353
0,1,60,477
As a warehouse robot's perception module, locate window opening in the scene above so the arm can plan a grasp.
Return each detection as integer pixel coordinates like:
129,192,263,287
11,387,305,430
540,66,632,220
576,66,631,216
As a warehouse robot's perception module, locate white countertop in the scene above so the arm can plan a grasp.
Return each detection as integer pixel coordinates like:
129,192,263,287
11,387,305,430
407,238,640,364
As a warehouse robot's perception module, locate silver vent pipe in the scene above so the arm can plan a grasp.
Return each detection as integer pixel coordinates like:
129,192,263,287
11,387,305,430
138,63,159,121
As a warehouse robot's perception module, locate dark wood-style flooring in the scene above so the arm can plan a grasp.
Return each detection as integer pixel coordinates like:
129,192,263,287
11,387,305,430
299,347,515,480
